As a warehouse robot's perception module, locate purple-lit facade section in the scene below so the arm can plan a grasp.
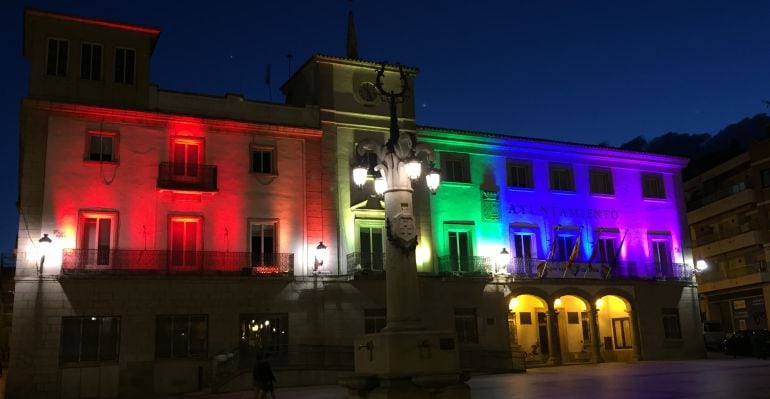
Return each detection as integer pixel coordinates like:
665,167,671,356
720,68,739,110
419,128,690,278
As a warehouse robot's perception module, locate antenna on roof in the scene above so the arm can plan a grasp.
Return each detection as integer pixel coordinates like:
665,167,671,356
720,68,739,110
287,52,293,76
346,1,359,59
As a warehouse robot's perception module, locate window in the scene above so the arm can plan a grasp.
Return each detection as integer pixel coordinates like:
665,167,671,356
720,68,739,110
642,172,666,199
757,170,770,189
454,308,478,344
519,312,532,325
549,164,574,191
251,222,276,270
512,233,533,259
358,224,384,271
447,229,473,272
662,308,682,339
651,238,672,275
612,317,632,349
114,47,135,84
46,38,68,77
567,312,579,324
156,315,207,359
170,216,201,267
87,131,116,162
61,316,120,363
251,147,275,174
597,237,616,264
172,138,202,178
78,211,117,266
589,167,613,195
507,160,533,188
80,42,102,80
240,314,288,365
441,153,470,183
364,308,386,334
555,234,576,261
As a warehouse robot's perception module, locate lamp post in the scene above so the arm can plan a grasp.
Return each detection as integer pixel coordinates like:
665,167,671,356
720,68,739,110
352,62,440,331
38,233,52,276
345,63,468,398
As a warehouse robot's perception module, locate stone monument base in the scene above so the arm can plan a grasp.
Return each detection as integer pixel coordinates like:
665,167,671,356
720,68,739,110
339,330,470,398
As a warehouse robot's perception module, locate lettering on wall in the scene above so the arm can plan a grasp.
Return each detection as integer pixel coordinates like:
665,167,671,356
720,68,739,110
508,204,619,220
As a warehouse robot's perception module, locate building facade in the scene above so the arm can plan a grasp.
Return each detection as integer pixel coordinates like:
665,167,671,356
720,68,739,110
685,140,770,333
10,9,704,399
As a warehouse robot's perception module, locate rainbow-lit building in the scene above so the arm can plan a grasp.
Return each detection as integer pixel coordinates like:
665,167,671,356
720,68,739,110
10,9,704,398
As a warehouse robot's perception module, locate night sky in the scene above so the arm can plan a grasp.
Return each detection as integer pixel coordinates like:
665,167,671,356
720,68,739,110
1,0,770,252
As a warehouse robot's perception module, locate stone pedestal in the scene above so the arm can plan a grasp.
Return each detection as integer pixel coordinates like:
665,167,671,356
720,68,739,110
340,330,470,398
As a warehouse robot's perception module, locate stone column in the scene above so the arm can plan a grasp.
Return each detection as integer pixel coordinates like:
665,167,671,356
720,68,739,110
546,305,562,365
381,153,422,332
591,307,603,363
630,310,642,361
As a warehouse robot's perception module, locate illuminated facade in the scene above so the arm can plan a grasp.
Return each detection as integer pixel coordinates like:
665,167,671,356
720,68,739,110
10,9,705,399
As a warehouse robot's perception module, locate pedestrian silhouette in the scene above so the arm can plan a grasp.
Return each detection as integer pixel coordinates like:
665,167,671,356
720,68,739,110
253,353,277,399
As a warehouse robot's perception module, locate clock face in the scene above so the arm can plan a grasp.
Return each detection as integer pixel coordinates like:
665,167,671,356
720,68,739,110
358,81,378,103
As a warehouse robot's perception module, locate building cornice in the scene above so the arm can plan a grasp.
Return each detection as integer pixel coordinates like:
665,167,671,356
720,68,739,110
23,99,322,139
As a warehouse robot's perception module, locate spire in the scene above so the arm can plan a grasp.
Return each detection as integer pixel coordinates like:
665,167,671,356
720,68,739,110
346,11,359,59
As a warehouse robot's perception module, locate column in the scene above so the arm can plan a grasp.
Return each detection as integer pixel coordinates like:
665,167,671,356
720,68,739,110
546,305,561,365
629,310,642,361
591,307,603,363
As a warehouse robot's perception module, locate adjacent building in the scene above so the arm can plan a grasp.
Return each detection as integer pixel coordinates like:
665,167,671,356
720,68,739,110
10,9,704,398
685,140,770,333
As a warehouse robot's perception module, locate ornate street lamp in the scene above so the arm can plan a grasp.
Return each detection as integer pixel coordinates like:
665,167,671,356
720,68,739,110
347,63,464,398
352,163,368,189
497,247,511,274
38,233,52,276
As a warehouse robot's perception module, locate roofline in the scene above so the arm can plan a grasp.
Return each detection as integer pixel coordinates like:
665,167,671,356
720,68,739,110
24,8,161,57
280,54,419,92
23,98,322,139
418,125,690,165
25,8,161,35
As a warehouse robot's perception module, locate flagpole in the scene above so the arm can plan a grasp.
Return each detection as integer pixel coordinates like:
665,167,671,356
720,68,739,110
539,224,560,278
605,229,629,279
563,226,583,278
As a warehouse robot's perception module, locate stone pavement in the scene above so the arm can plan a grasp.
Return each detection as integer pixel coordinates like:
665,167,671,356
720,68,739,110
178,355,770,399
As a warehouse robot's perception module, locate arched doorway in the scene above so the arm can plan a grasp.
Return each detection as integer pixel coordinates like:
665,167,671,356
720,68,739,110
553,295,593,364
595,295,635,362
508,294,549,365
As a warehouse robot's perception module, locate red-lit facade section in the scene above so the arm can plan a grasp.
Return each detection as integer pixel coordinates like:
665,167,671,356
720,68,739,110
28,102,322,276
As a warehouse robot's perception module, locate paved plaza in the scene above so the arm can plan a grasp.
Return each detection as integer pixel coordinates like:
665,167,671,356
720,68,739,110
179,356,770,399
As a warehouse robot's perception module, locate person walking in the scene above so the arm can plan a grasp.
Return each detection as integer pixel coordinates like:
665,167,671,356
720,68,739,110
253,353,277,399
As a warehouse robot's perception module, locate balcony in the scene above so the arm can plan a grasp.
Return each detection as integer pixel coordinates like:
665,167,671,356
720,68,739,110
437,256,494,276
61,249,293,276
692,229,763,259
696,261,770,292
687,187,755,224
346,252,385,273
496,259,692,282
157,162,218,192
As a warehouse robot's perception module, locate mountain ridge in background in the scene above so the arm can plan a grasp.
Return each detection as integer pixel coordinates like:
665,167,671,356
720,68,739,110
617,113,770,179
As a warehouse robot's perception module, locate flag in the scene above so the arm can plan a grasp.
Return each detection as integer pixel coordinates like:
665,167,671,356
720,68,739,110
265,64,271,85
539,225,560,278
583,235,600,277
564,227,583,277
606,229,629,279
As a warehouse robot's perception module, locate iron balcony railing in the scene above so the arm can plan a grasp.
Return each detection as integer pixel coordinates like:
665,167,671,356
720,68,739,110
496,258,692,282
437,256,494,275
61,249,293,276
695,261,767,284
691,221,761,247
686,183,751,210
346,252,385,272
157,162,218,192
